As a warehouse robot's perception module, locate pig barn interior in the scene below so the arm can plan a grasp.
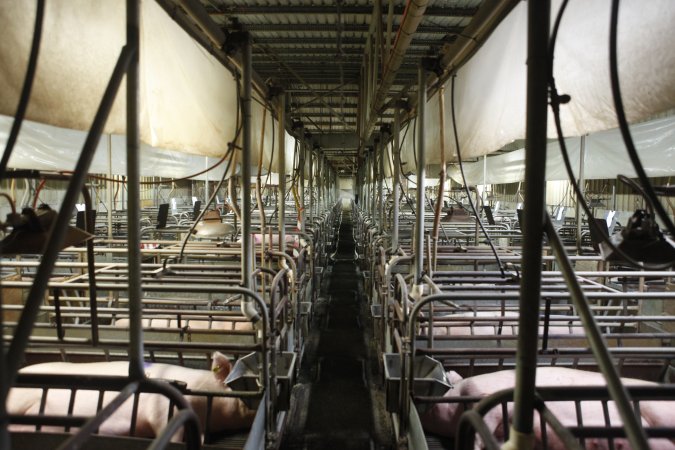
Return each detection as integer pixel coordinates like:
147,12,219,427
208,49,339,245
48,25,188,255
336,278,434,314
0,1,674,449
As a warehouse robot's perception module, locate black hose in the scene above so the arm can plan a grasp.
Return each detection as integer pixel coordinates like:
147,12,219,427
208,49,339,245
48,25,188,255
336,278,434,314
548,0,672,270
450,76,507,277
0,0,46,179
609,0,675,237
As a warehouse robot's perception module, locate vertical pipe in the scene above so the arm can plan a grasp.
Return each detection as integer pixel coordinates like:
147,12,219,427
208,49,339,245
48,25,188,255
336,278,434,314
298,138,306,232
321,157,325,211
504,1,550,447
392,106,401,250
126,0,144,381
107,134,113,240
432,87,447,268
316,150,321,216
278,94,286,252
365,151,372,215
545,215,650,450
81,188,99,347
324,154,329,210
414,65,426,282
205,156,210,206
308,147,314,224
241,33,253,286
370,148,377,218
576,135,586,254
378,136,385,232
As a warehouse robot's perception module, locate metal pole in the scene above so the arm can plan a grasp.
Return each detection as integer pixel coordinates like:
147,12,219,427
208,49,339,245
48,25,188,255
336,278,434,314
107,134,113,240
319,152,323,212
414,64,426,282
365,151,372,215
241,33,253,286
125,0,144,381
576,135,586,254
298,137,306,232
378,134,385,232
504,1,550,448
3,45,135,393
544,214,650,450
278,94,286,252
205,156,210,206
308,146,314,224
392,106,401,250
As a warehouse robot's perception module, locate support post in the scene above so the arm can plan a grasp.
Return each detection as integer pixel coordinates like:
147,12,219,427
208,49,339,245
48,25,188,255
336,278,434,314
576,135,586,254
241,32,253,287
308,145,314,224
298,136,306,232
392,106,401,251
126,0,144,381
414,64,427,283
107,134,113,240
504,1,550,448
378,134,385,232
278,94,286,252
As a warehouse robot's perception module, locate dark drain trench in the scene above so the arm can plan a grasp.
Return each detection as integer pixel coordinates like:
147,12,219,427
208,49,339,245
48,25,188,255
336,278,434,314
281,206,393,450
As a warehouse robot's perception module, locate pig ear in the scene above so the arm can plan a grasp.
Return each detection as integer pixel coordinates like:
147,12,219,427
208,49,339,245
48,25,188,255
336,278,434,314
447,370,463,385
211,352,232,382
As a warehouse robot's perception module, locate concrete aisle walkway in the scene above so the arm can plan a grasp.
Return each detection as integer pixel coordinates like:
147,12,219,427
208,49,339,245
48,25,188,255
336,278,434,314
281,206,393,450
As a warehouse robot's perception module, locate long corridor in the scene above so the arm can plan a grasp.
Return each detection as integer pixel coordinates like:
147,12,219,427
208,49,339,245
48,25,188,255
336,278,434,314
281,204,393,450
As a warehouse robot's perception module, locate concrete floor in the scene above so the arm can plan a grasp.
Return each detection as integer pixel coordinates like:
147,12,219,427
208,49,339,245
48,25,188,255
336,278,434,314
281,207,394,450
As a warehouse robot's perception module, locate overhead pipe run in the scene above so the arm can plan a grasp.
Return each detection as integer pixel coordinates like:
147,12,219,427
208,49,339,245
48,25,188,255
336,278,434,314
176,0,226,48
361,0,429,145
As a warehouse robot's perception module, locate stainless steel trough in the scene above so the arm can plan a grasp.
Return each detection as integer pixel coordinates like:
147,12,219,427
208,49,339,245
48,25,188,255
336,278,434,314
383,353,452,414
226,351,297,410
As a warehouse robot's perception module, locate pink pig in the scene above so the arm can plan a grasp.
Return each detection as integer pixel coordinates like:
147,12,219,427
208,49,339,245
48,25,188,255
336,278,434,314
8,352,256,441
426,311,584,337
420,367,674,450
113,317,253,330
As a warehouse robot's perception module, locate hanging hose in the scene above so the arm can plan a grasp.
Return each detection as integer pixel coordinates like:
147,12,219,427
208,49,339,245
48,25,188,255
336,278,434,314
256,107,268,287
32,178,46,209
0,0,45,179
431,86,447,271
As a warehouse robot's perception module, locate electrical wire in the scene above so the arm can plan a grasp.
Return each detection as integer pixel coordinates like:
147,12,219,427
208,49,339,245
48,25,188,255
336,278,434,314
171,75,243,264
609,0,675,237
0,0,45,180
450,75,506,277
548,0,672,270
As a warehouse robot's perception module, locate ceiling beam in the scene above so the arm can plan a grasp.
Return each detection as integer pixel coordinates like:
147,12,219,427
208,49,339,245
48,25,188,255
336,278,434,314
293,102,358,109
252,36,453,46
233,23,463,35
252,47,429,56
207,5,477,18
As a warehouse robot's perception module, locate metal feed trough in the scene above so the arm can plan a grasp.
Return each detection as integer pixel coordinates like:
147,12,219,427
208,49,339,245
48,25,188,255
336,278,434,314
383,353,451,414
226,351,297,410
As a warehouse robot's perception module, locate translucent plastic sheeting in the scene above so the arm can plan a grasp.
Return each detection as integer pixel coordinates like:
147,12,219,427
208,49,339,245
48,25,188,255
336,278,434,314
449,114,675,185
0,0,279,167
0,115,229,181
399,0,675,170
